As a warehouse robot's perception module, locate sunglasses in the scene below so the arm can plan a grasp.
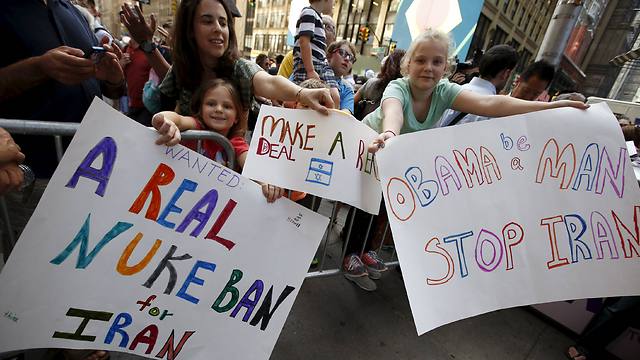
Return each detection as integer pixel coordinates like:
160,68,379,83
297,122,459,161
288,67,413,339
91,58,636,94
333,48,356,63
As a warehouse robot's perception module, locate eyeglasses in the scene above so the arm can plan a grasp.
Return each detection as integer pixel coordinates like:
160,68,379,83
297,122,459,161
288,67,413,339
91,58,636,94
333,48,356,63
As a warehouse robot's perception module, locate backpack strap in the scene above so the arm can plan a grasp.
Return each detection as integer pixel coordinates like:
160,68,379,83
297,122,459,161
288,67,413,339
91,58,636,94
447,111,468,127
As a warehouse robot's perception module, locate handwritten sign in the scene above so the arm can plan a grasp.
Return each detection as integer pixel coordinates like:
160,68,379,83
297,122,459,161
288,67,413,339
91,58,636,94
243,106,382,214
0,99,329,359
376,103,640,335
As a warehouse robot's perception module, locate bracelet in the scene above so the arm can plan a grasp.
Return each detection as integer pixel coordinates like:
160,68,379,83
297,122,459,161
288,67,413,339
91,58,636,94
295,88,304,103
383,129,397,136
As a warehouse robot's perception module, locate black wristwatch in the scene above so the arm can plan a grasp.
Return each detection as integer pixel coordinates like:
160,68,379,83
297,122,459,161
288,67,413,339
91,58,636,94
140,40,157,54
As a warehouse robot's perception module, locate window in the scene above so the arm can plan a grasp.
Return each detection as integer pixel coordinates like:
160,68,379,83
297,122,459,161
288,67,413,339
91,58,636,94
517,49,532,72
518,7,526,27
524,8,532,31
511,0,519,19
492,26,508,46
535,25,543,42
509,38,521,50
502,0,511,13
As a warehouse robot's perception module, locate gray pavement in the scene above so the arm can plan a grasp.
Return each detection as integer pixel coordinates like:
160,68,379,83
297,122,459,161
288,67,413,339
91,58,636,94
110,268,574,360
271,269,574,360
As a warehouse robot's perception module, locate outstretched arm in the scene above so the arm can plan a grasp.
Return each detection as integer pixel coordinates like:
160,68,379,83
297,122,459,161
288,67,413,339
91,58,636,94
451,90,588,118
151,111,199,145
252,71,334,114
368,98,404,153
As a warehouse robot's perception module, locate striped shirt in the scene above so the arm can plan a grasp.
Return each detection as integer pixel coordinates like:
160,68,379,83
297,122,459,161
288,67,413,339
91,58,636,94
293,7,326,67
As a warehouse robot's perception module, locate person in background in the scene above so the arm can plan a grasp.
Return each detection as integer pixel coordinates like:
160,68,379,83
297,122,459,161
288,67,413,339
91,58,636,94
291,0,340,107
120,3,171,80
437,44,518,126
279,15,335,79
256,53,270,71
157,22,173,63
342,68,356,90
566,297,640,360
123,38,153,125
269,54,284,75
449,49,483,85
509,60,555,101
354,49,405,120
0,128,24,196
0,1,124,358
326,40,357,114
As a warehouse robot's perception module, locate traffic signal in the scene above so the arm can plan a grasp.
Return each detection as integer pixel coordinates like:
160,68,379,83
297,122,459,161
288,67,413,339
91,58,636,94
389,41,397,53
171,0,177,15
358,26,370,43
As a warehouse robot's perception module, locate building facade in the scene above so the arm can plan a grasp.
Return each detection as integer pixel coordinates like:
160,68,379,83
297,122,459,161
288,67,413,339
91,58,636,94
247,0,290,58
465,0,558,72
580,0,640,99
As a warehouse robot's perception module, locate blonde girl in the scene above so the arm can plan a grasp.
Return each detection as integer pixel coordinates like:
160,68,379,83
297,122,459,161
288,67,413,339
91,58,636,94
366,29,588,151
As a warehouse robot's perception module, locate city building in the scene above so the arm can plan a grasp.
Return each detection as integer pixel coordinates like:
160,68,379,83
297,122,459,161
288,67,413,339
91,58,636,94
247,0,290,58
580,0,640,100
466,0,558,72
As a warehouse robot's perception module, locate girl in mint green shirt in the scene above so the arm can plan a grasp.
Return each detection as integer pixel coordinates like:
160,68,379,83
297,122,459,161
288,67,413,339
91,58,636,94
366,29,588,153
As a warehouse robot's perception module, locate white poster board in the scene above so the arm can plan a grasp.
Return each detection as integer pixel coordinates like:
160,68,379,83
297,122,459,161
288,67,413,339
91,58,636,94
0,99,329,359
376,103,640,335
243,106,382,214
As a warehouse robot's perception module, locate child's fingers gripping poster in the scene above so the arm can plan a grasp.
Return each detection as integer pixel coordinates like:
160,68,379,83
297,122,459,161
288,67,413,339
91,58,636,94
242,106,382,214
375,103,640,335
0,99,329,359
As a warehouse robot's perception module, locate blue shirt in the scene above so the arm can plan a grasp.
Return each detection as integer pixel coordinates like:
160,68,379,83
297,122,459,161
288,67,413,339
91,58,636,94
436,77,496,127
338,79,354,114
0,0,102,177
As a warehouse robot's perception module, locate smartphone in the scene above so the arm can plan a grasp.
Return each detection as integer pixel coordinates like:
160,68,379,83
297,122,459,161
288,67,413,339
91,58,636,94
84,46,106,63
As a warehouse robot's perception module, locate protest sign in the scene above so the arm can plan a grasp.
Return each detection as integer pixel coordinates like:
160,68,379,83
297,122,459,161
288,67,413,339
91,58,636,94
375,103,640,335
243,106,382,214
0,99,329,359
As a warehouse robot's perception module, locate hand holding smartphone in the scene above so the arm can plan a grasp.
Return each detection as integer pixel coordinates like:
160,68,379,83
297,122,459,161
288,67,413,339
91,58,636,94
84,46,106,64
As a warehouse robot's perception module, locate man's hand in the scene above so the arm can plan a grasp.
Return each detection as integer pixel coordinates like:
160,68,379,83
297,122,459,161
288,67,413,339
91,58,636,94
94,43,124,86
0,128,24,164
37,46,95,85
0,128,24,196
0,163,23,196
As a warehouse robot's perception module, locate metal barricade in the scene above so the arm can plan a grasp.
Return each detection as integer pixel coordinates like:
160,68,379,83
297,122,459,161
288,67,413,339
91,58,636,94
0,119,399,278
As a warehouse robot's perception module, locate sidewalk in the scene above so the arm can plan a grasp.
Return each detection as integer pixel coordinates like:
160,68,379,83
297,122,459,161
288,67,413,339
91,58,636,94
271,270,574,360
109,267,575,360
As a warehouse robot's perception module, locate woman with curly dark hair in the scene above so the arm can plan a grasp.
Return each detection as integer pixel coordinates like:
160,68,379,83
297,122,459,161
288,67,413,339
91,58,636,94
353,49,406,120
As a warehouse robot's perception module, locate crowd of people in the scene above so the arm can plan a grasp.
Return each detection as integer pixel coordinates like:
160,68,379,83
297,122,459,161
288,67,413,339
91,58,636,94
1,1,639,359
